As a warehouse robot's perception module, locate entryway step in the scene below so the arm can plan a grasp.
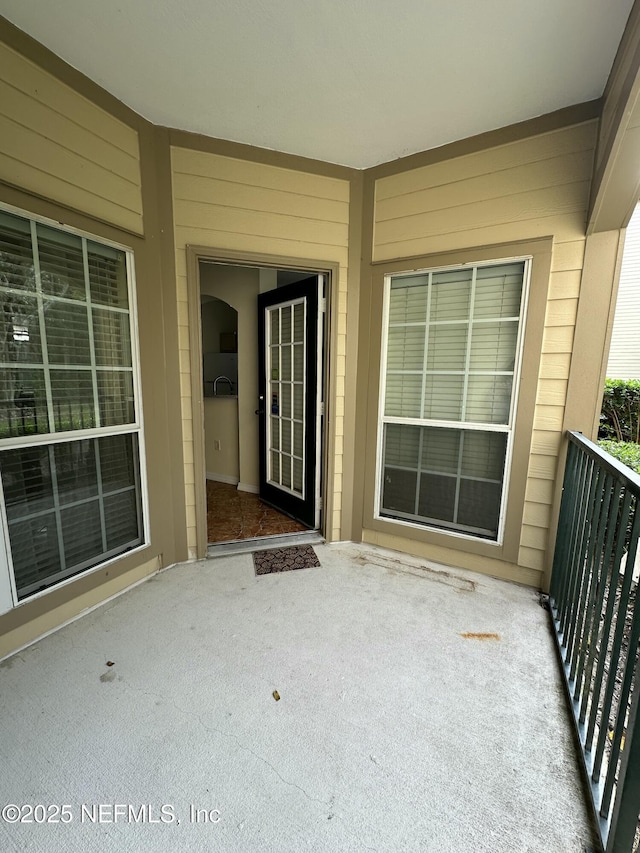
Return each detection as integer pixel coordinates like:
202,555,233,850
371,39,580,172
207,530,324,558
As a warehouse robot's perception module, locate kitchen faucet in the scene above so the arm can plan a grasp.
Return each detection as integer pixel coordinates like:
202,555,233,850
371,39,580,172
213,375,233,395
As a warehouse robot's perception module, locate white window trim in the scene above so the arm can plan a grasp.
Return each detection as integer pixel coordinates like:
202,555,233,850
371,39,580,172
373,255,531,545
0,202,150,612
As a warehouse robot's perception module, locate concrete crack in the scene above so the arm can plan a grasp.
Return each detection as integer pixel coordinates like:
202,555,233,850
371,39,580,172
198,722,330,807
117,679,331,807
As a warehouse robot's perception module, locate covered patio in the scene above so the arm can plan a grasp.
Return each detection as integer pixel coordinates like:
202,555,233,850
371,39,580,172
0,543,596,852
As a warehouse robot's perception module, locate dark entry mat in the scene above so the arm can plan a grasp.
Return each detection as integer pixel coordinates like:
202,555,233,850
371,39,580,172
253,545,320,575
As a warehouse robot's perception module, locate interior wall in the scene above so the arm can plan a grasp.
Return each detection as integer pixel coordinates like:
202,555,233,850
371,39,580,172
171,144,351,552
360,118,600,586
201,298,237,354
200,264,259,490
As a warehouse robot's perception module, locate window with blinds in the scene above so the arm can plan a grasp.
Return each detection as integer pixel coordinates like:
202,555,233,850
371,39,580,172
0,207,145,602
378,260,528,540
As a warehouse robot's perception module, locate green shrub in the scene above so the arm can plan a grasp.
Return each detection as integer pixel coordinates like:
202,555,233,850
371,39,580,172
599,378,640,443
598,440,640,474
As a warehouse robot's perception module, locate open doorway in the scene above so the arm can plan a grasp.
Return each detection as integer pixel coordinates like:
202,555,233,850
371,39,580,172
198,260,327,548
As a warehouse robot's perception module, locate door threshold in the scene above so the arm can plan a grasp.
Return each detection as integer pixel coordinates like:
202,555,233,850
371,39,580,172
206,530,324,559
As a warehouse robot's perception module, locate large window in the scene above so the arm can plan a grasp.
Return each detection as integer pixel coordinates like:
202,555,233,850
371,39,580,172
377,260,528,541
0,207,145,605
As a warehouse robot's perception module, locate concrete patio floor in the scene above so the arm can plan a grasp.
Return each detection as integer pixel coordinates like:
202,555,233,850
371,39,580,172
0,542,597,852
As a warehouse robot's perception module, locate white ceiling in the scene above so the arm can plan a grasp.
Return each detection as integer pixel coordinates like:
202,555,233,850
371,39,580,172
0,0,635,168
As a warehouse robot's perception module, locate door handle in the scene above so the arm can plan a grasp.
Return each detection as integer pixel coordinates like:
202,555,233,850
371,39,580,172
255,408,264,415
255,395,265,415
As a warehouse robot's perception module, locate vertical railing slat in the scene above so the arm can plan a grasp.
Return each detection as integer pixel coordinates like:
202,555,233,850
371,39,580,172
600,506,640,819
593,497,636,786
606,657,640,853
570,465,605,687
579,477,620,734
560,452,592,641
551,441,579,604
550,431,640,852
574,471,614,706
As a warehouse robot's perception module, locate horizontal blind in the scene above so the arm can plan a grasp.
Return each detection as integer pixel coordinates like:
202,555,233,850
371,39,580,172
380,260,526,539
0,206,145,601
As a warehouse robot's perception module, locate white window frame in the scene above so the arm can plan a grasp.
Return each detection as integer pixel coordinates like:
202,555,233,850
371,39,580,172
0,202,149,614
374,256,531,545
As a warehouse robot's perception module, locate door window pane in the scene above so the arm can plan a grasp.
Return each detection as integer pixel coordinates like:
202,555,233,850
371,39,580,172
266,296,305,499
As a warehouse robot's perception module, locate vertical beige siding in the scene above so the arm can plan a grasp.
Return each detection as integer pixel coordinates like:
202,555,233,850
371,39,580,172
0,42,142,233
171,147,350,554
372,121,598,581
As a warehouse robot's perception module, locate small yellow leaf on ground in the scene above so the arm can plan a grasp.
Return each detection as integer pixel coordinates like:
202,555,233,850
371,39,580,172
460,632,501,641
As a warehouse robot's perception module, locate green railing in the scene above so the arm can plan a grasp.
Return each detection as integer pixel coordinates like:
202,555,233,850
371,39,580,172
551,431,640,852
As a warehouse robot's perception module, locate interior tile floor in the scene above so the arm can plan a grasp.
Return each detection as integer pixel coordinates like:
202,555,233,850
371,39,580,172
207,479,308,543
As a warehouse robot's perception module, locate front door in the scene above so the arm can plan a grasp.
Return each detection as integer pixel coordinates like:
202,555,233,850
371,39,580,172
257,276,323,528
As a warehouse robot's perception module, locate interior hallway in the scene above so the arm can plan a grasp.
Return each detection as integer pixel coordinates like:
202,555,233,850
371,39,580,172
207,479,308,543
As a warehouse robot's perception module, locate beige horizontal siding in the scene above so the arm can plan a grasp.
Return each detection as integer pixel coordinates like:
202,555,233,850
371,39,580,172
375,182,590,256
376,124,595,201
374,123,595,261
172,147,350,550
539,352,572,380
372,121,597,582
551,239,586,272
529,430,562,457
548,269,582,299
535,379,569,407
0,42,142,233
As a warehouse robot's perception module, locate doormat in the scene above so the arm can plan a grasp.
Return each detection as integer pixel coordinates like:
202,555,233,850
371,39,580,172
253,545,320,575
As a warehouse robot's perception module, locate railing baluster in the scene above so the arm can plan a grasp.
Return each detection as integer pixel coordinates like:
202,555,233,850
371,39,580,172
569,465,605,687
593,497,636,786
580,477,619,733
574,471,614,705
600,508,640,820
564,457,596,660
550,431,640,851
585,490,632,756
606,648,640,853
551,441,579,604
559,451,592,641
